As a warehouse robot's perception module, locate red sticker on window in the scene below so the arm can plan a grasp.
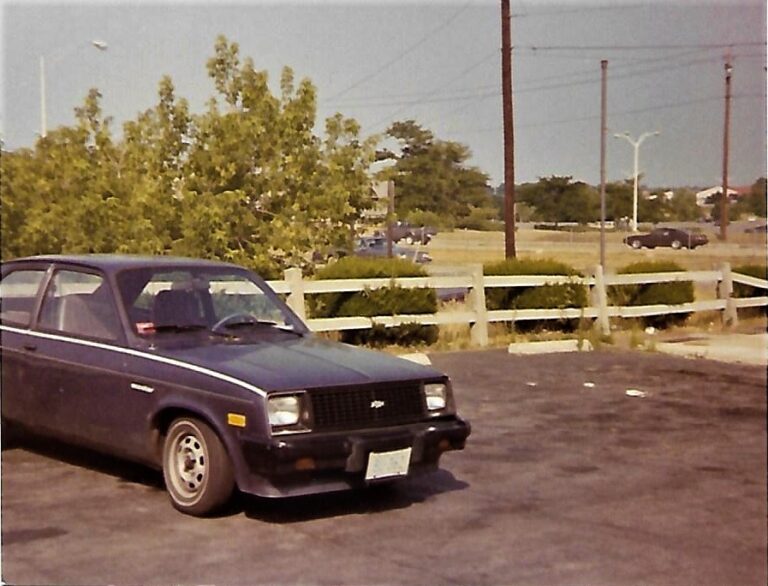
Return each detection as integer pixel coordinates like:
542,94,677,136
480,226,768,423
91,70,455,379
136,322,155,334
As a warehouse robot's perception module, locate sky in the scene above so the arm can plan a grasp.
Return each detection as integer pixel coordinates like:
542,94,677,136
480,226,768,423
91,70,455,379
1,0,766,190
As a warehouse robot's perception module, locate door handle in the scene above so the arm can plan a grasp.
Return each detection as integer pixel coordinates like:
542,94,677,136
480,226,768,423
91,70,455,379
22,343,37,352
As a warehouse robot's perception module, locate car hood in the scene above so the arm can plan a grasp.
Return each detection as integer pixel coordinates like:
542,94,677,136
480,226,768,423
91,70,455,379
153,335,443,392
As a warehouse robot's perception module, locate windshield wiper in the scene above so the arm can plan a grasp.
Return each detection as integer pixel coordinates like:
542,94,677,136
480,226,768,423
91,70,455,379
211,314,303,336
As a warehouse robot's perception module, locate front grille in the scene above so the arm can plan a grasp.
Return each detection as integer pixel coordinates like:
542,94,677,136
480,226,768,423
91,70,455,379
309,383,426,432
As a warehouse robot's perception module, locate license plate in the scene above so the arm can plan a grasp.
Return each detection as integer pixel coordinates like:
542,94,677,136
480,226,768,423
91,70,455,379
365,447,412,481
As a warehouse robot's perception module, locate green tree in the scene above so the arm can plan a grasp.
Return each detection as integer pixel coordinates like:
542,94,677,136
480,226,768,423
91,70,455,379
1,89,126,257
517,176,599,223
664,188,701,221
378,120,493,221
178,36,375,273
119,76,192,253
1,35,377,272
744,177,767,217
604,181,633,222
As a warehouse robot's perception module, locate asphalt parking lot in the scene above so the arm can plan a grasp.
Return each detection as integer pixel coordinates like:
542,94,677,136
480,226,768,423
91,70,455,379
2,348,766,586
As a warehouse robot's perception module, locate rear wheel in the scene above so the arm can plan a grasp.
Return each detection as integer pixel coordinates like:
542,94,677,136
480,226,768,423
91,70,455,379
631,240,641,249
163,417,235,516
670,240,682,250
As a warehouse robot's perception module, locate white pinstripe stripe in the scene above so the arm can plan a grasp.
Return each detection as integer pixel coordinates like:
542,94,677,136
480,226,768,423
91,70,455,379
0,324,267,397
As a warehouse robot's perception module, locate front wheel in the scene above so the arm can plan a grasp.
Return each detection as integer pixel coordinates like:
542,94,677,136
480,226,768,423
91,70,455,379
630,240,641,250
163,417,235,516
670,240,682,250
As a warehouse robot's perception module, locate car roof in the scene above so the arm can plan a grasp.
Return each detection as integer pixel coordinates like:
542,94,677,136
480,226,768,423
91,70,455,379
2,254,242,275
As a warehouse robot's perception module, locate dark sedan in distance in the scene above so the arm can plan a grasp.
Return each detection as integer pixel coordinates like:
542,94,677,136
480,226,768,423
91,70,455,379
356,236,432,264
623,227,708,250
0,255,469,516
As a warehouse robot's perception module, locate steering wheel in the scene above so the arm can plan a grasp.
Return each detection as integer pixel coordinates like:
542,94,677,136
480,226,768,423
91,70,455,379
211,313,260,335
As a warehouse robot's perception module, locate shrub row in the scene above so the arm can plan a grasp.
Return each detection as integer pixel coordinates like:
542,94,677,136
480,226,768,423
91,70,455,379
307,257,438,347
608,260,693,328
484,259,587,332
303,257,735,347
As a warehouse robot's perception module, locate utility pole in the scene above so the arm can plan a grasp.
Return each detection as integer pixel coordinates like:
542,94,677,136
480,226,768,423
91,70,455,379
720,57,733,241
599,60,608,269
501,0,516,258
386,179,395,258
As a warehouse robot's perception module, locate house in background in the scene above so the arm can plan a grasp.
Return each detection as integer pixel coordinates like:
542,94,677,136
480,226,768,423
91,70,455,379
694,186,741,206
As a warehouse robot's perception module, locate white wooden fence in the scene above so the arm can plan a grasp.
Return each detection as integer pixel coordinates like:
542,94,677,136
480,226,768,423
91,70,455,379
267,262,768,347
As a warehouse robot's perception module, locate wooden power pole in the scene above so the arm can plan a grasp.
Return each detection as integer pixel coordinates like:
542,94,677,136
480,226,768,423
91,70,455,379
599,60,608,269
501,0,516,258
720,58,733,241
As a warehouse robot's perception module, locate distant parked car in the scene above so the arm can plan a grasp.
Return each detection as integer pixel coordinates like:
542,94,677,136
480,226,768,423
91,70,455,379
389,222,437,245
355,237,432,264
744,223,767,234
623,228,708,250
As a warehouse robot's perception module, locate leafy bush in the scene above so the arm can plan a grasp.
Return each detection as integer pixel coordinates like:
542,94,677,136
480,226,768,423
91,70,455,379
609,260,693,328
484,258,587,332
308,257,438,347
405,209,453,230
732,264,767,316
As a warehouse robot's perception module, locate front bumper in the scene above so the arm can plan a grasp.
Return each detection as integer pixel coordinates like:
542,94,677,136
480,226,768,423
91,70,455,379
238,417,470,498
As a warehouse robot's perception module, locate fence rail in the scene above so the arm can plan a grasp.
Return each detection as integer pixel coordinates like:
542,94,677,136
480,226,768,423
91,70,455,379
266,262,768,347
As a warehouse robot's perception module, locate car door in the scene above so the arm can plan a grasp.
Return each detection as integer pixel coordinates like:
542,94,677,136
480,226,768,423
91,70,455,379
32,266,137,452
0,263,53,428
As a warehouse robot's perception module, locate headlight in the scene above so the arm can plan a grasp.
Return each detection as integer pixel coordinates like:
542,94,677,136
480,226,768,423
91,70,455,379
424,383,448,412
268,395,301,426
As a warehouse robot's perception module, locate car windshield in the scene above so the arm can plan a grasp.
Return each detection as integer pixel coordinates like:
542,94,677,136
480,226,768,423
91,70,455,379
116,266,302,337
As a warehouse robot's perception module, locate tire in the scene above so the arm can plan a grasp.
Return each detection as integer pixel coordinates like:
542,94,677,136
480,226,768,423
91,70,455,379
163,417,235,516
404,235,414,245
630,240,641,250
670,240,682,250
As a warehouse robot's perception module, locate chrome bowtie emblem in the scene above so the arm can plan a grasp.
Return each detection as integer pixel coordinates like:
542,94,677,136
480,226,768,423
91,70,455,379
370,400,385,409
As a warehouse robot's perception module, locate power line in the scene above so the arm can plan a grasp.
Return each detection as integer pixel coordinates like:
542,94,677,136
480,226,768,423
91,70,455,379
453,93,765,135
515,41,764,52
423,53,740,125
325,1,474,102
330,48,740,112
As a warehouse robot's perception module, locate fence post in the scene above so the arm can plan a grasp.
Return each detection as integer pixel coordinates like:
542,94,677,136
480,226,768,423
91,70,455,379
591,264,610,337
719,262,738,328
468,264,489,347
284,267,307,321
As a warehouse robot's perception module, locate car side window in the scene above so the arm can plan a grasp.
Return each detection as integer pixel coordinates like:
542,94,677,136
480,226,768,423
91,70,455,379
38,270,122,341
0,269,47,327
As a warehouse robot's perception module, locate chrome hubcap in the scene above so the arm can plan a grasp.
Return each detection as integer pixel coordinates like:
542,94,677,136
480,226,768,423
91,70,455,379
173,433,206,495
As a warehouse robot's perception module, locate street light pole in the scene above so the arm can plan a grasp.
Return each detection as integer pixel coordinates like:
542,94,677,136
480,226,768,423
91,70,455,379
39,56,47,138
614,130,660,231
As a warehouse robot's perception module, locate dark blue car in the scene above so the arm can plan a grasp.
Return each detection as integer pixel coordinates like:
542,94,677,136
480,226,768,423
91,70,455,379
0,255,469,516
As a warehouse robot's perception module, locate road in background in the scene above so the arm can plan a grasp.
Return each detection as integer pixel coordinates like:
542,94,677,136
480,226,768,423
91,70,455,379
422,226,766,273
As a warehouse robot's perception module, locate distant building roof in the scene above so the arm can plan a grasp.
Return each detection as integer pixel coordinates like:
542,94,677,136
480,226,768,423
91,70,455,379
695,186,738,206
